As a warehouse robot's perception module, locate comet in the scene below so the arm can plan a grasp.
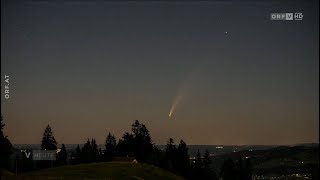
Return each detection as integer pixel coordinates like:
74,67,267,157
168,61,204,118
168,90,184,117
168,75,191,118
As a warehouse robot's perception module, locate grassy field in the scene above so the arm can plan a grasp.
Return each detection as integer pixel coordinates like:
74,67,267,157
1,162,185,180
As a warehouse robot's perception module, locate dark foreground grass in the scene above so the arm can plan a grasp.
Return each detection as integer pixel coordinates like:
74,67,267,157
1,162,185,180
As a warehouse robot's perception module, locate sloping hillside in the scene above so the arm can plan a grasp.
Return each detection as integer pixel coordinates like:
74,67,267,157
2,162,185,180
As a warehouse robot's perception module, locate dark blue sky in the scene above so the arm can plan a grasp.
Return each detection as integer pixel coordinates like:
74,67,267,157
1,0,319,145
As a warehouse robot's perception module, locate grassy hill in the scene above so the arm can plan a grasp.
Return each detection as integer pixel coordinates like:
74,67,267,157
0,168,16,176
1,162,185,180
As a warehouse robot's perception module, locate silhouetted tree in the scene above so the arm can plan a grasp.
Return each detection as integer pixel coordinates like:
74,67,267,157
150,146,166,168
80,139,91,163
91,139,99,162
203,149,218,180
116,132,135,157
98,148,104,162
131,120,153,162
57,144,67,166
220,158,236,180
176,140,190,177
70,145,81,164
190,149,204,179
76,144,81,161
165,138,177,172
115,120,155,163
203,150,211,169
41,125,57,150
105,132,116,161
0,114,12,169
237,158,252,180
80,138,98,163
38,124,57,169
311,164,319,180
194,149,203,169
245,158,253,180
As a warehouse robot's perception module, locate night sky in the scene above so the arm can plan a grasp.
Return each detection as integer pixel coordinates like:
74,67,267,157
1,0,319,145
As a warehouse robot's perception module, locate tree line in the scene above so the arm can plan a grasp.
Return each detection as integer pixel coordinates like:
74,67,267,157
0,115,253,179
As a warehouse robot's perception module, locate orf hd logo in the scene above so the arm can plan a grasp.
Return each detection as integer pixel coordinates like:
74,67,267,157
294,13,303,20
270,13,303,21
